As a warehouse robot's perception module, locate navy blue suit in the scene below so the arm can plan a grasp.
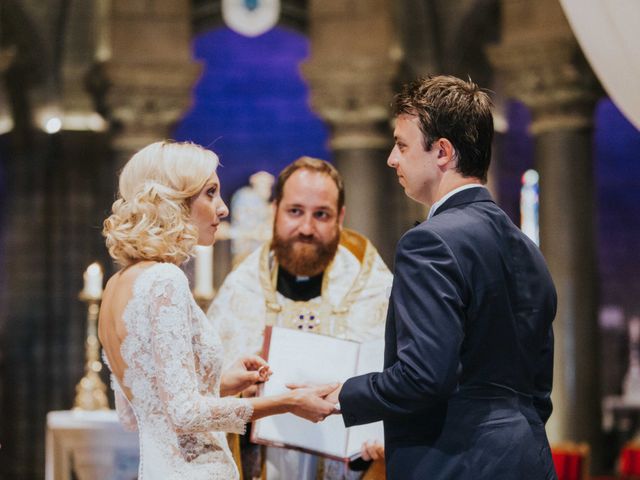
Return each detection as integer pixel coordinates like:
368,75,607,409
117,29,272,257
339,187,557,479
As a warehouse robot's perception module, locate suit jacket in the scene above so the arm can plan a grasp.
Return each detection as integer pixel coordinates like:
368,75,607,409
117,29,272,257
339,187,557,480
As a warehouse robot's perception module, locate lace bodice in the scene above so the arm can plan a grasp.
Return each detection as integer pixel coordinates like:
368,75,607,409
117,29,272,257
105,262,253,480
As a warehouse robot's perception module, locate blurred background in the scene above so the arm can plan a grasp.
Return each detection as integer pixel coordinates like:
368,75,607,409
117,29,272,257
0,0,639,477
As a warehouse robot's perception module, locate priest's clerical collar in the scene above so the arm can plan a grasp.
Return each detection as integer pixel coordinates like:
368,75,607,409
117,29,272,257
277,267,323,301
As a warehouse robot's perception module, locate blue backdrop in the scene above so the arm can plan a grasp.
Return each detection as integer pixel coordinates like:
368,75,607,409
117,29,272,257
172,26,331,203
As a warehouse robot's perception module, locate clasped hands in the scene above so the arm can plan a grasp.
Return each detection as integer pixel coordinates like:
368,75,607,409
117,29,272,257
221,355,342,423
221,358,383,459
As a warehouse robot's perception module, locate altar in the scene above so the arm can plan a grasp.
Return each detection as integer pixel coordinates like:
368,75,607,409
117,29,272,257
45,410,139,480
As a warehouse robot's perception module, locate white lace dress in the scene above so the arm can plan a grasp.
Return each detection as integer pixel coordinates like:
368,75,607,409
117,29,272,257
105,262,253,480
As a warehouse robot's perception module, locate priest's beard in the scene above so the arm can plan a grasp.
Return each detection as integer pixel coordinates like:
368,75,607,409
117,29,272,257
272,227,340,277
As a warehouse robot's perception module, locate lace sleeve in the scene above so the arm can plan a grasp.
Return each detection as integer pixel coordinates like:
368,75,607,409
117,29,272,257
148,270,253,434
111,374,138,432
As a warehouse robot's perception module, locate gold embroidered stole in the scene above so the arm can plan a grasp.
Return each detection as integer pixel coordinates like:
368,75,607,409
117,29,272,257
258,229,377,339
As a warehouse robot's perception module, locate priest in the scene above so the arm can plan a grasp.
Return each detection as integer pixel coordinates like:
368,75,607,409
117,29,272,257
207,157,392,480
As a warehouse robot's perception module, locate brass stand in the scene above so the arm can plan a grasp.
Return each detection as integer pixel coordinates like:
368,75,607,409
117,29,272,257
74,294,109,410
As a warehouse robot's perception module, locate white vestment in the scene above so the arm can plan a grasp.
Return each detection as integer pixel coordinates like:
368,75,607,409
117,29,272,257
207,229,392,480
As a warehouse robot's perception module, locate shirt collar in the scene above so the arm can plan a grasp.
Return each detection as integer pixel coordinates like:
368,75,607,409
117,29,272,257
427,184,485,220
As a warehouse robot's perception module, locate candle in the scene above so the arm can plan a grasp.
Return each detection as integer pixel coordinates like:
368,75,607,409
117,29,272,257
194,245,214,298
83,262,103,299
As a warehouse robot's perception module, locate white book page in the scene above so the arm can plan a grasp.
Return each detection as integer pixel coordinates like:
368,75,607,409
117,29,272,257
355,338,384,376
346,338,385,458
255,327,360,458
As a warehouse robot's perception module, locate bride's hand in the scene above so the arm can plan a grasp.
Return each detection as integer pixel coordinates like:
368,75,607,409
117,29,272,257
285,383,340,423
221,355,272,397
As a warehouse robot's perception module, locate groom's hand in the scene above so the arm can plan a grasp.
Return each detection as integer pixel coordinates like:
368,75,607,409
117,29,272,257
285,382,342,416
325,383,342,410
286,383,340,422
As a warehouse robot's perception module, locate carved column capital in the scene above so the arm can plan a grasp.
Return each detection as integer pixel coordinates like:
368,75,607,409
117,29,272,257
303,0,400,151
95,0,198,157
488,37,600,135
304,58,398,150
102,60,199,153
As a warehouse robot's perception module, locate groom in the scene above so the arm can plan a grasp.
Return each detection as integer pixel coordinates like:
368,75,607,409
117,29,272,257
327,75,558,480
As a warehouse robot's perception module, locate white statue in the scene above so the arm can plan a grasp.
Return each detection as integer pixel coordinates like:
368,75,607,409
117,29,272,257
229,171,275,265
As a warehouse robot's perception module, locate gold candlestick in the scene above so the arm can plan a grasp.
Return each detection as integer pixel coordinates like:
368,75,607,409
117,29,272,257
74,264,109,410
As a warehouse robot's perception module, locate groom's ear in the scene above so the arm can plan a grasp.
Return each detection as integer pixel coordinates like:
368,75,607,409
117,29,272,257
435,138,455,168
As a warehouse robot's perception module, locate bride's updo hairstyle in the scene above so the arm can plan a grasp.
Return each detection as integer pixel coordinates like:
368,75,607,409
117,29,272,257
104,140,220,267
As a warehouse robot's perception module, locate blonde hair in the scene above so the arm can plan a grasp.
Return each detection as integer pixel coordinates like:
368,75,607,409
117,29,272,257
103,141,220,267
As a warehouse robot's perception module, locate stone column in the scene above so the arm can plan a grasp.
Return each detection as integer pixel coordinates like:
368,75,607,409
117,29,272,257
100,0,199,164
303,0,411,264
489,0,602,468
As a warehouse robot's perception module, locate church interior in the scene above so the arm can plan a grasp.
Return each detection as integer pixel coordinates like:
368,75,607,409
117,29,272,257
1,0,639,478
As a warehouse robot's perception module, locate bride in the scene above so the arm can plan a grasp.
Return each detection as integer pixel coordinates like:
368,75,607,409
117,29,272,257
98,141,337,479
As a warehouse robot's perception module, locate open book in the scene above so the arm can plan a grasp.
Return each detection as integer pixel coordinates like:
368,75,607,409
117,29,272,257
251,326,384,461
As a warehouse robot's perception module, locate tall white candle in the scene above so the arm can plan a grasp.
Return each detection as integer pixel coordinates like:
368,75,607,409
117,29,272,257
194,245,214,298
83,262,103,298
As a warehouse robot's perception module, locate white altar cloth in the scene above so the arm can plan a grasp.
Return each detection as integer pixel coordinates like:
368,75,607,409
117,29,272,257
45,410,139,480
